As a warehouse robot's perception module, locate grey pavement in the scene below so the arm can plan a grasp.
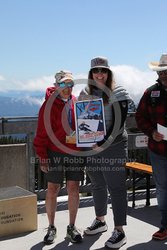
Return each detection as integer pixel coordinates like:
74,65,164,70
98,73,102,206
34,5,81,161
1,191,167,250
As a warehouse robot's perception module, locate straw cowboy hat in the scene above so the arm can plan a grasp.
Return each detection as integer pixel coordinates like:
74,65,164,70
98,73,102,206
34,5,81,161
149,54,167,71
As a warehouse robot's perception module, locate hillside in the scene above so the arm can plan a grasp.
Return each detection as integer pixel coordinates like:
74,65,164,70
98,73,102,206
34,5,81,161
0,92,136,117
0,95,43,117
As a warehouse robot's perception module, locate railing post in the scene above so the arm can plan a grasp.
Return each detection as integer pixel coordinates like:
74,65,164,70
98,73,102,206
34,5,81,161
1,117,6,134
27,132,36,192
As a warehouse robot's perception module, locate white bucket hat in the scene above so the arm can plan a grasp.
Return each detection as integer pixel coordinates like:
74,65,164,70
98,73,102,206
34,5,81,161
55,70,73,84
149,54,167,71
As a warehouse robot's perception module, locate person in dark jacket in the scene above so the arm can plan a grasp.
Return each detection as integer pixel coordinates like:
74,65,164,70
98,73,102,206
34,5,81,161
136,54,167,241
34,70,83,244
79,56,131,249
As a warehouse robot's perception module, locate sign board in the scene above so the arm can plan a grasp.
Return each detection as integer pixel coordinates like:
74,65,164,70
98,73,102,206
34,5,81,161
135,135,148,148
74,98,106,147
0,186,37,237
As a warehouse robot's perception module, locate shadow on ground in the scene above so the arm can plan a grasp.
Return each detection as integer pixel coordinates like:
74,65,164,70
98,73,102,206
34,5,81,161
30,233,103,250
127,204,160,228
127,239,167,250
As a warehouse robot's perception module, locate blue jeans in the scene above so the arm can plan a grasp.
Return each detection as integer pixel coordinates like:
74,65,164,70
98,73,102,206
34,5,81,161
149,150,167,229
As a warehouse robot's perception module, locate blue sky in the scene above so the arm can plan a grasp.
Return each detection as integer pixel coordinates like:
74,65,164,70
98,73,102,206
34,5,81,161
0,0,167,101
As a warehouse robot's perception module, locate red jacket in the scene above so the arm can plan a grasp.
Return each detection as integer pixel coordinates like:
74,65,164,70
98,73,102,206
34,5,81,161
33,87,78,161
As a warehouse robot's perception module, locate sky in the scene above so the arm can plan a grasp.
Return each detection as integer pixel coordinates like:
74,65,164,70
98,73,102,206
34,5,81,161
0,0,167,102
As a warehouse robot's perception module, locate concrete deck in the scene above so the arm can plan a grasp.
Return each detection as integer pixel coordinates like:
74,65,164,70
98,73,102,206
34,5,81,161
1,191,167,250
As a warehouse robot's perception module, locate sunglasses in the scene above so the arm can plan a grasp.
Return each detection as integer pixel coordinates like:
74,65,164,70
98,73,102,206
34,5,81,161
157,70,167,75
58,81,74,88
91,68,109,74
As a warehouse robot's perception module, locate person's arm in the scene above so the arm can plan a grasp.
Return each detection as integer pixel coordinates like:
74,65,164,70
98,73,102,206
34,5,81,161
112,85,130,130
107,100,128,137
97,100,128,147
33,103,49,172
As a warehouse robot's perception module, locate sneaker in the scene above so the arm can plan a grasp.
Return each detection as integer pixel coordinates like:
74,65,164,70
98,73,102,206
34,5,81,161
84,218,108,235
152,228,167,240
66,225,82,243
43,225,57,245
105,229,127,249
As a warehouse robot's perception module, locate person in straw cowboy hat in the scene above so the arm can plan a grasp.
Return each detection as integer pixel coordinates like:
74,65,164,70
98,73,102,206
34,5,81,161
136,54,167,240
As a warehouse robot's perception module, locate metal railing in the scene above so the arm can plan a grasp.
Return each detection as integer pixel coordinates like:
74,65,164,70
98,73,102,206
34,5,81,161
0,113,152,199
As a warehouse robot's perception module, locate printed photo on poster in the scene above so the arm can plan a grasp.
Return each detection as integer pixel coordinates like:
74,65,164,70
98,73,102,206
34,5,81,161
74,98,106,147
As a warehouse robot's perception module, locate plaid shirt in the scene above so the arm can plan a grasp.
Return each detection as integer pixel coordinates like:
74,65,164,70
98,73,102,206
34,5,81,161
135,81,167,157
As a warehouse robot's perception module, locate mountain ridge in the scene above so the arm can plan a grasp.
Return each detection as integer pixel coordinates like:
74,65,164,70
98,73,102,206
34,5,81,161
0,91,137,117
0,93,44,117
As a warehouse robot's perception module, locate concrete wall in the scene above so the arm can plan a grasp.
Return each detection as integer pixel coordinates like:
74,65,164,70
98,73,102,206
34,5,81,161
0,144,28,190
0,118,38,192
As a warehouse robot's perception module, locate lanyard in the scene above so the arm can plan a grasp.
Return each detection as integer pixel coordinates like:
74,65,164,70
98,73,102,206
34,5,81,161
65,100,73,134
68,106,72,129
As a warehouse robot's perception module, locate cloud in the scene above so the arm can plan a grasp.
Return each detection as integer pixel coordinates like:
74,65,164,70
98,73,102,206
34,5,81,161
72,67,157,103
9,95,44,109
14,76,54,91
0,75,5,81
112,65,157,102
19,95,44,106
0,75,6,92
0,66,157,103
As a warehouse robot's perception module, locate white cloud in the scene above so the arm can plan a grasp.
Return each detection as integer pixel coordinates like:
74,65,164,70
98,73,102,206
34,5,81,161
9,95,44,109
15,76,54,91
0,75,6,92
0,66,157,104
20,96,44,106
112,65,157,102
0,75,5,81
72,67,157,103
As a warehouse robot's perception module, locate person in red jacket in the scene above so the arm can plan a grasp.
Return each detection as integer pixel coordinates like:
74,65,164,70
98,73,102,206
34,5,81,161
136,54,167,241
34,70,84,245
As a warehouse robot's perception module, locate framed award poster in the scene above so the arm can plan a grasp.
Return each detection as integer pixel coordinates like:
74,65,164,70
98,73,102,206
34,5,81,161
74,98,106,147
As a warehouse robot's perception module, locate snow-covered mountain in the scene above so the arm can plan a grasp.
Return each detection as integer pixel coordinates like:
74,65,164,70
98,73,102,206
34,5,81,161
0,90,137,117
0,92,44,117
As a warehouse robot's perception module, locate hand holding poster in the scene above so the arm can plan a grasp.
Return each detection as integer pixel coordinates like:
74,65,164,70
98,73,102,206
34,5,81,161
74,98,106,147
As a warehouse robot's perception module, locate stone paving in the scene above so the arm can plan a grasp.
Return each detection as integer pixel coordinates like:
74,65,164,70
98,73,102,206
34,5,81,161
1,192,167,250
